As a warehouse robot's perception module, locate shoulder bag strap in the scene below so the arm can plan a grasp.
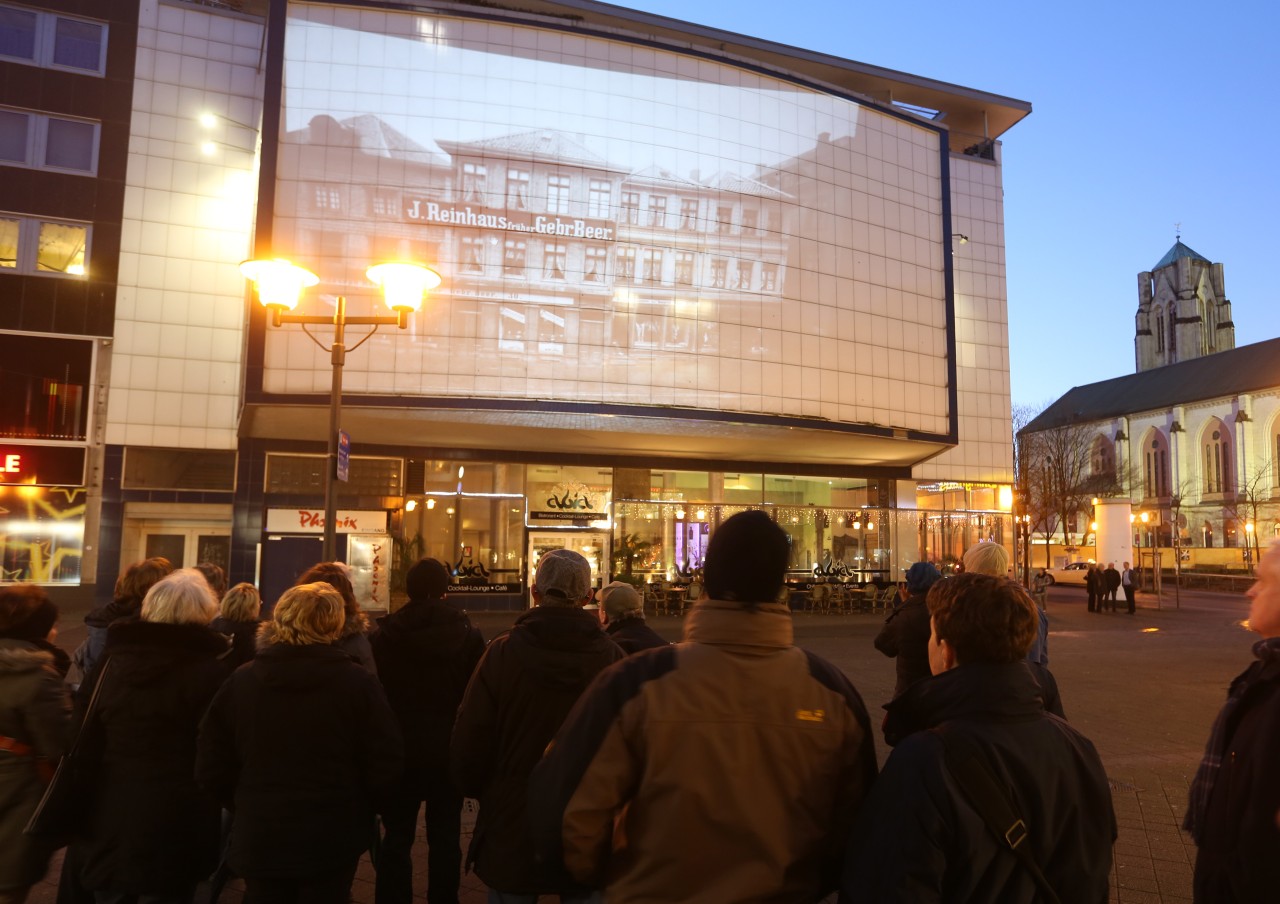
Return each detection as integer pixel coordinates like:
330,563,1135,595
69,657,112,758
934,727,1062,904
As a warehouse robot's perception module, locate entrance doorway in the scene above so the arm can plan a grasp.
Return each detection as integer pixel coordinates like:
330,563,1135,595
526,530,610,607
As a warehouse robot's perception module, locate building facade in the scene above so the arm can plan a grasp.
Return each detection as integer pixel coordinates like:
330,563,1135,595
1,0,1030,607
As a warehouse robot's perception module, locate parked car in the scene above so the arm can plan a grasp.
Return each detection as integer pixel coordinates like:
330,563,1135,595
1044,561,1095,586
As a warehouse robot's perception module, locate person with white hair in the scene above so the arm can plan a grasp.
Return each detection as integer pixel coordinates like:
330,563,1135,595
70,569,235,903
963,541,1049,666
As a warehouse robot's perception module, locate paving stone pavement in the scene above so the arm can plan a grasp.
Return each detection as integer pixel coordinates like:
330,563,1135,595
28,583,1252,902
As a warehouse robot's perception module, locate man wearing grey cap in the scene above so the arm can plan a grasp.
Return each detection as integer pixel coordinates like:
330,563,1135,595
451,549,622,903
595,581,667,655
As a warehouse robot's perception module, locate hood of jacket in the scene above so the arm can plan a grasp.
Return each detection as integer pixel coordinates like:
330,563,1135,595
83,597,140,629
249,634,362,689
505,605,617,690
375,597,473,652
882,660,1047,744
102,619,232,687
0,638,57,676
682,599,793,653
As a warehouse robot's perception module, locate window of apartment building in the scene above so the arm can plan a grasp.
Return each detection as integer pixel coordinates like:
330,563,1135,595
641,248,663,284
740,208,758,234
460,234,485,273
729,260,749,290
709,258,727,289
370,190,399,217
0,108,98,175
461,163,486,203
543,242,567,280
674,251,694,285
314,185,341,210
0,331,92,440
503,239,526,277
760,262,778,292
716,205,733,233
584,245,607,283
506,169,530,209
648,195,667,228
0,6,107,76
547,175,571,215
621,191,640,225
588,180,611,219
680,197,698,230
617,245,636,282
0,214,88,276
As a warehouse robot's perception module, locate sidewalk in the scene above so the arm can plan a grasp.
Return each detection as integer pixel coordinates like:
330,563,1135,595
27,584,1250,903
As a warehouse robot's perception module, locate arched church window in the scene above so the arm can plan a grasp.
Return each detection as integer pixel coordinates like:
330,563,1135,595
1203,422,1233,494
1155,307,1165,353
1144,433,1168,499
1167,307,1177,361
1272,420,1280,488
1090,435,1116,481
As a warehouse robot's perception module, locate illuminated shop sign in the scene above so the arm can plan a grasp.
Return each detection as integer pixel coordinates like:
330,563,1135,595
529,482,610,523
0,445,87,486
404,199,617,241
264,508,389,534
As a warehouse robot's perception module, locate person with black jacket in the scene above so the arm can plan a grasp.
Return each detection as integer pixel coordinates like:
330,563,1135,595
209,582,262,667
196,581,403,904
594,581,667,655
451,549,622,902
72,557,172,685
371,558,484,904
72,569,235,904
874,562,942,698
841,573,1114,903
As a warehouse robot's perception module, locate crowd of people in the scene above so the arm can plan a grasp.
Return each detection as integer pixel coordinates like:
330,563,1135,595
1,522,1278,903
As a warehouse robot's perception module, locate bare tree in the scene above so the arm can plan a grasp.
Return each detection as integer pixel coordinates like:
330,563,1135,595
1225,461,1277,572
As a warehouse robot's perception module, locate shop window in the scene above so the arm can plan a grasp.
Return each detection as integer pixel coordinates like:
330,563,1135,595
123,448,236,491
499,306,526,351
538,308,566,348
405,493,525,587
0,486,86,584
422,461,524,495
0,332,92,440
0,5,107,75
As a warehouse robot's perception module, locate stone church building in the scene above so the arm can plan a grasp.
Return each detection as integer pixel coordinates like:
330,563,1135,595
1023,241,1280,561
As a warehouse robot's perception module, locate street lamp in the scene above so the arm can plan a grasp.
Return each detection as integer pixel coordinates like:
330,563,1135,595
241,257,442,561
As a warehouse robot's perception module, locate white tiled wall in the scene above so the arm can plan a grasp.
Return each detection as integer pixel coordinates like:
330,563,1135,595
106,0,264,449
914,150,1014,483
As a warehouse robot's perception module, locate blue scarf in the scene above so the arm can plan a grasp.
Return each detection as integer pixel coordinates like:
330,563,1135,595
1184,635,1280,843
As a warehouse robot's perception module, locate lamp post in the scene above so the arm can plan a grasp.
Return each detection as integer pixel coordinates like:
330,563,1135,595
241,258,441,561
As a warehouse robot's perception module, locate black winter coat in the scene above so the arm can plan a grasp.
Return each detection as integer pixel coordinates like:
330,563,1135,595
873,593,931,698
604,616,668,655
209,616,260,667
451,605,623,894
1191,650,1280,901
75,620,234,895
370,597,484,790
195,631,404,879
840,661,1115,903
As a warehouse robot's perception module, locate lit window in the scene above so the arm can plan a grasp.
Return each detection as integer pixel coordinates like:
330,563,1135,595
0,6,106,75
371,191,398,217
0,214,89,276
0,107,98,174
314,186,341,210
547,175,571,215
588,180,611,218
584,245,607,283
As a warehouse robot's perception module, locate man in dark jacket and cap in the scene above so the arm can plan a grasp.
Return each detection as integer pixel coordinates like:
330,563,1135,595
842,573,1114,903
451,549,622,902
874,561,942,698
372,558,485,904
595,581,667,655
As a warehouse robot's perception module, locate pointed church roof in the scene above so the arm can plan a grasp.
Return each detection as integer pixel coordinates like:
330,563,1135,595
1152,240,1210,271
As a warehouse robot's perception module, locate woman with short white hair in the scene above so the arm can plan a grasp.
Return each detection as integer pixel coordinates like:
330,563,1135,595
71,568,234,904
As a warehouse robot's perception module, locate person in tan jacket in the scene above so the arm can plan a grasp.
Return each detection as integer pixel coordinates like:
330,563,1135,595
529,510,878,904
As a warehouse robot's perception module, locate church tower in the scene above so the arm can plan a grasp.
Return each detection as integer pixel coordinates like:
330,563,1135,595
1135,240,1234,371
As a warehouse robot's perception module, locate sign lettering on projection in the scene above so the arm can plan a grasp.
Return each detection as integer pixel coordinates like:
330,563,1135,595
404,200,616,241
0,445,87,486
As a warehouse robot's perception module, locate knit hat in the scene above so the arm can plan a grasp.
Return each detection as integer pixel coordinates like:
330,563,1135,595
703,510,789,604
906,561,943,594
535,549,592,605
0,585,59,642
596,581,643,619
406,557,451,600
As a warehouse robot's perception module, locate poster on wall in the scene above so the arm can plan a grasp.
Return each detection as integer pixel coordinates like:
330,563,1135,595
346,533,390,610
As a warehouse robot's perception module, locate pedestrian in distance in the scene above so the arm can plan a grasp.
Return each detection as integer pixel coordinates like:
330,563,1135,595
451,549,622,904
209,583,262,667
874,561,942,698
594,581,667,655
1104,562,1122,611
71,569,235,904
1085,563,1103,613
841,573,1115,903
529,510,878,904
196,581,403,904
371,558,484,904
1121,561,1137,614
1185,538,1280,901
295,562,377,675
0,585,72,904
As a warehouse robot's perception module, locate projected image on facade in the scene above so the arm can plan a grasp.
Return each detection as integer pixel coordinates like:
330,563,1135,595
268,3,951,434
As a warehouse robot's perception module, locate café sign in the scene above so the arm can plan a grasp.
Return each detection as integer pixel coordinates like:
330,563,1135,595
529,481,610,524
0,444,87,486
265,508,388,534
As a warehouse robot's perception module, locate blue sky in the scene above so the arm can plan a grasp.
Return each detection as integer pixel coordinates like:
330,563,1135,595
621,0,1280,410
